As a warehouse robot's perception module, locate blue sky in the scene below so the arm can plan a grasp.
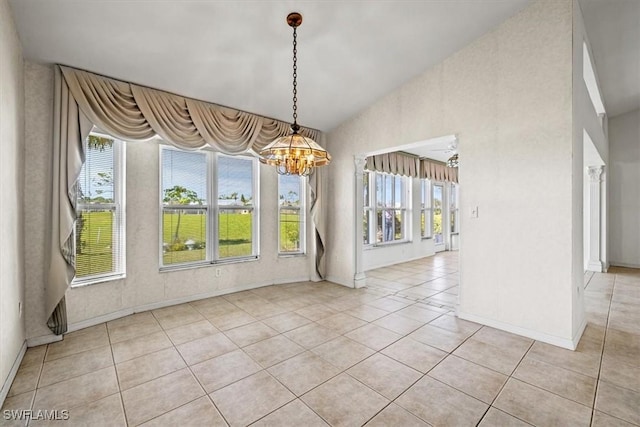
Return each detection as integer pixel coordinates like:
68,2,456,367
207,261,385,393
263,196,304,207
81,145,302,204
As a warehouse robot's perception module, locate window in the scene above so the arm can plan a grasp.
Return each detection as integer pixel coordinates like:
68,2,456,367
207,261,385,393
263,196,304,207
363,171,409,245
160,147,258,268
450,183,459,234
73,132,125,284
421,179,432,239
278,175,306,254
217,155,256,259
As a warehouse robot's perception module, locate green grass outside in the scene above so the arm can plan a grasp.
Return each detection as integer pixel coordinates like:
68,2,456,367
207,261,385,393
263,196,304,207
77,210,303,275
76,210,115,277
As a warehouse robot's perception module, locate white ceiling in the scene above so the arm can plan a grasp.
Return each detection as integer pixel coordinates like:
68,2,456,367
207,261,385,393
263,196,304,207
8,0,532,132
9,0,636,133
579,0,640,118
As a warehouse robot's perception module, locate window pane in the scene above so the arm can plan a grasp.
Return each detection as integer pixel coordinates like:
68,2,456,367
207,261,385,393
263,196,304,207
162,208,207,265
162,150,207,205
75,134,124,283
376,174,383,207
161,149,207,267
394,210,403,240
420,211,425,237
78,140,115,203
280,208,301,252
279,175,301,206
433,185,443,243
219,209,253,258
384,175,393,207
363,210,370,245
394,177,402,208
279,174,304,254
76,208,116,277
218,156,253,206
363,172,369,207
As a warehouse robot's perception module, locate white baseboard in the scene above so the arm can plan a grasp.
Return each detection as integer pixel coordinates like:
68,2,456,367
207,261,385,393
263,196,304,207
572,317,587,349
610,261,640,269
67,276,310,333
363,252,436,272
457,311,579,350
325,275,355,288
26,334,63,347
1,341,26,407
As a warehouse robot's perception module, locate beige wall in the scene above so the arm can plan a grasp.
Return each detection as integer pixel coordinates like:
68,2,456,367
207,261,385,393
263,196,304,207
609,109,640,267
23,64,316,335
0,0,26,401
327,0,580,348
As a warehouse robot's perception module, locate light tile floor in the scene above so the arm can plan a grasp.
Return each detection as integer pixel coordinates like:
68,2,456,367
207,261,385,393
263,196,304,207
2,252,639,426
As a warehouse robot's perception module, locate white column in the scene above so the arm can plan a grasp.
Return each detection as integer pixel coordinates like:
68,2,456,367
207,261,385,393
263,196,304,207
354,155,367,287
587,166,604,272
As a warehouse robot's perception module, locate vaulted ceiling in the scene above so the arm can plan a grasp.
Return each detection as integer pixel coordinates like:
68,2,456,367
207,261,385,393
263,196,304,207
9,0,637,135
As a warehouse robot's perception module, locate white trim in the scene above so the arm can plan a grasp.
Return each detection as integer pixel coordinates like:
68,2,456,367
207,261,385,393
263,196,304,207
364,253,438,271
67,276,310,333
0,341,27,407
26,334,63,347
325,275,356,288
610,261,640,269
572,318,588,350
456,311,580,350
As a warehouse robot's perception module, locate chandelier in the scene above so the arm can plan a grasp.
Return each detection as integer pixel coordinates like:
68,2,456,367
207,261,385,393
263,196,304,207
446,153,459,168
259,12,331,176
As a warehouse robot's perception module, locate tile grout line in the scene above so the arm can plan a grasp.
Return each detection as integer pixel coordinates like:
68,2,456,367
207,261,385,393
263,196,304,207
588,270,615,427
106,320,131,427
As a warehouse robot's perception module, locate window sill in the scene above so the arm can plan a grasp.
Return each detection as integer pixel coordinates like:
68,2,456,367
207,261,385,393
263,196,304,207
278,252,307,258
71,273,126,288
365,240,411,250
159,256,260,273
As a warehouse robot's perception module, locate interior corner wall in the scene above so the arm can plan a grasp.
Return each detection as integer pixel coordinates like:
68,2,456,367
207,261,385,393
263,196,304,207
571,0,609,343
608,109,640,268
0,0,26,402
327,0,578,347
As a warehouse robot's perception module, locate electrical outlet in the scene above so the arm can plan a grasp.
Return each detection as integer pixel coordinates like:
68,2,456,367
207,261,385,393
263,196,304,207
215,268,222,278
471,206,479,218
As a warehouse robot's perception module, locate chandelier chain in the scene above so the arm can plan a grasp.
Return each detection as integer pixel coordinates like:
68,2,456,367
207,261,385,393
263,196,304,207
292,26,298,125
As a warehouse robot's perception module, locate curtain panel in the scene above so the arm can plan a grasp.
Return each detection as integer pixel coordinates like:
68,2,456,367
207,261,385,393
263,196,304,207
420,158,459,183
365,152,420,177
46,65,324,334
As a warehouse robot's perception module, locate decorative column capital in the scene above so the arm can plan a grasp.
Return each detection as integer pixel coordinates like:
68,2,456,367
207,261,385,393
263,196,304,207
588,165,604,182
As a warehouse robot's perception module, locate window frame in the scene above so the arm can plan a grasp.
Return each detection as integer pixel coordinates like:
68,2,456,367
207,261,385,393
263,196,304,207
421,179,433,240
278,174,306,256
72,132,126,287
159,146,260,270
363,170,410,247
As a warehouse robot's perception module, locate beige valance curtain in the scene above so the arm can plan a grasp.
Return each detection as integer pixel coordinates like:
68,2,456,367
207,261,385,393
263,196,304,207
60,66,318,151
420,159,459,183
365,152,420,177
46,65,324,334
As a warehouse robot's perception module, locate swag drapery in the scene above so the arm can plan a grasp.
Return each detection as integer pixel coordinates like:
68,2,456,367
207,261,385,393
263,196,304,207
365,152,420,178
420,158,459,183
47,65,325,334
364,152,458,184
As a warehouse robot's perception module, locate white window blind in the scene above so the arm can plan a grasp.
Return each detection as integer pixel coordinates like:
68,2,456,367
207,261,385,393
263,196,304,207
73,133,125,284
